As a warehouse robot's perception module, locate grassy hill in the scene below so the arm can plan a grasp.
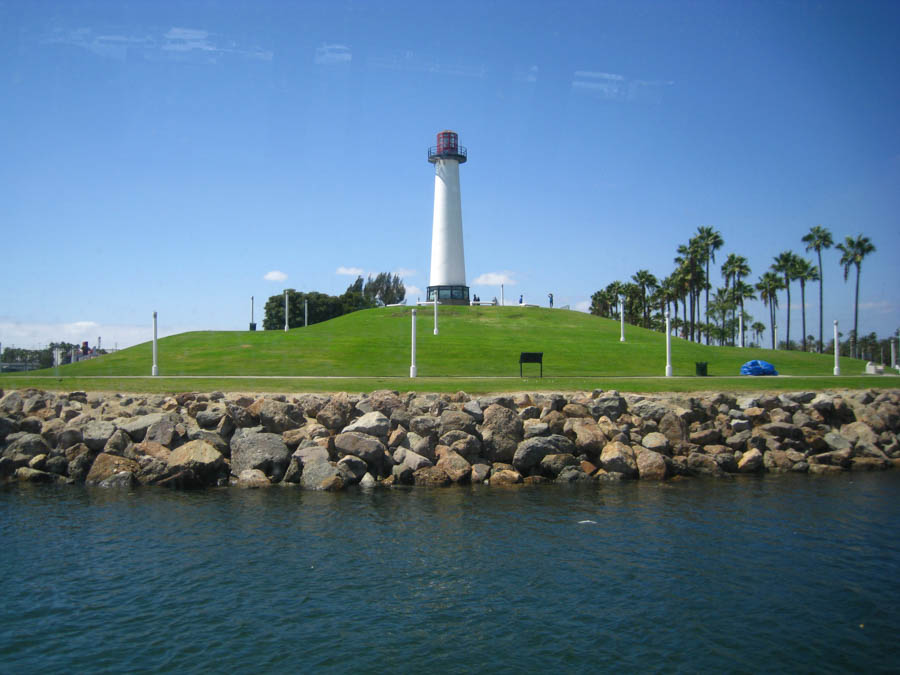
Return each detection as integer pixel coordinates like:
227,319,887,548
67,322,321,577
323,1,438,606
21,306,867,379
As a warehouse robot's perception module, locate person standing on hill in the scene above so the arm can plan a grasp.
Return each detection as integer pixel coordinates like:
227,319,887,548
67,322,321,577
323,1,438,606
548,293,553,308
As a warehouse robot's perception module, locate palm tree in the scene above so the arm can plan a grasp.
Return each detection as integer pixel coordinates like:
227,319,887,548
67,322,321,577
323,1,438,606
756,272,784,349
793,257,820,352
675,241,701,341
802,225,833,353
751,321,766,345
632,270,658,328
771,251,801,349
836,234,876,358
695,226,724,345
721,254,750,345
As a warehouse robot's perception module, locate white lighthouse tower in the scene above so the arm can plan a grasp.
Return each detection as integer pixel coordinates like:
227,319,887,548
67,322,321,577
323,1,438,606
427,130,469,305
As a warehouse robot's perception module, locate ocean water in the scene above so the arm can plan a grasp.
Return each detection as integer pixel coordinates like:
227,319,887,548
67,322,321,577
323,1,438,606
2,474,899,674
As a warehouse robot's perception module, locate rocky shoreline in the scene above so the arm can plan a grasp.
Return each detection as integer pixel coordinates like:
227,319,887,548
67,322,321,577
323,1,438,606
1,387,898,490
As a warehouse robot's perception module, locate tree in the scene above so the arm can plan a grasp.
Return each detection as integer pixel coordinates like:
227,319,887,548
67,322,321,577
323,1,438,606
802,225,833,352
771,250,801,349
590,288,614,318
733,280,756,346
675,240,703,342
631,269,658,328
756,272,784,349
836,234,876,358
751,321,766,346
363,272,406,306
695,226,723,345
793,257,819,352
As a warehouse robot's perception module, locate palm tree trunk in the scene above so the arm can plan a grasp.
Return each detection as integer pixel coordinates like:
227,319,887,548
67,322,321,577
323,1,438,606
785,280,791,349
705,260,710,345
853,264,861,359
817,249,824,353
800,281,807,352
770,303,776,350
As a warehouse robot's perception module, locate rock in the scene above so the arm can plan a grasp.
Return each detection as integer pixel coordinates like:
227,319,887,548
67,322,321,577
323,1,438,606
253,400,305,434
599,441,638,478
168,440,226,485
744,407,769,426
334,432,387,472
540,453,579,478
344,411,390,438
3,433,49,458
636,448,667,480
231,432,292,481
686,452,726,477
316,393,353,430
593,394,627,420
82,420,117,452
823,432,852,453
117,413,164,442
357,390,405,418
410,415,439,438
523,420,550,438
236,469,271,488
808,463,845,475
391,463,414,485
562,403,591,419
337,455,368,485
513,435,575,473
15,467,61,483
489,468,523,485
569,420,607,458
641,432,670,455
448,434,481,462
439,410,477,436
470,463,491,483
689,428,722,446
99,471,136,488
850,457,891,471
481,404,524,463
436,451,471,483
413,465,451,487
301,460,343,490
840,421,879,448
145,415,181,447
400,450,433,472
85,453,140,485
103,428,131,455
556,466,590,483
462,400,484,423
0,416,19,442
359,472,376,488
760,422,803,441
657,411,687,445
629,398,669,422
737,448,764,473
540,410,567,435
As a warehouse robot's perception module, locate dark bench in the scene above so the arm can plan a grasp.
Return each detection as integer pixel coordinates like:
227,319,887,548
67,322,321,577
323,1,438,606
519,352,543,377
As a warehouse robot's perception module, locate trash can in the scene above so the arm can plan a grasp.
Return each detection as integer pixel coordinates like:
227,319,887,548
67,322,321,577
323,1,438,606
695,362,708,376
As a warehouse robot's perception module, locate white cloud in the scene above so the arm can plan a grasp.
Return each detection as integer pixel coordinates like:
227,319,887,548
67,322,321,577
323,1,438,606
264,270,287,282
315,44,352,65
394,268,417,278
336,266,364,276
575,300,591,313
860,301,895,313
473,272,516,286
405,285,423,299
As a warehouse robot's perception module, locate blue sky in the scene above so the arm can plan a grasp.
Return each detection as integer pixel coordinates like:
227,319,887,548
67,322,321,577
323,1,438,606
1,0,898,350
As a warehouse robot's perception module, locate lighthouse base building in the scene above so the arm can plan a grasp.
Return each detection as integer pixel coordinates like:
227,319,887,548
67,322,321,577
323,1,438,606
426,130,470,305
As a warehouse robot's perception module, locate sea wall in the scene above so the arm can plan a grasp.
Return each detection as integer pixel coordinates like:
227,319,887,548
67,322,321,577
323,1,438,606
1,387,898,489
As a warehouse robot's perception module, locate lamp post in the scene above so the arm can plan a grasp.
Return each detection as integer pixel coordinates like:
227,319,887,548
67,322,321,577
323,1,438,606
151,311,159,376
284,290,289,332
891,337,897,370
738,313,744,348
410,309,417,378
665,310,672,377
833,320,840,376
305,300,308,328
619,295,625,342
433,299,439,335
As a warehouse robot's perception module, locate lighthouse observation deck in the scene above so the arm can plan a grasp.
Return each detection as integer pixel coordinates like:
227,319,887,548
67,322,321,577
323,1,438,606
428,130,467,163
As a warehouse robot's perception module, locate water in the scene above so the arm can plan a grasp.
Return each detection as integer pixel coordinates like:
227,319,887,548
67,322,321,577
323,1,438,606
2,474,899,673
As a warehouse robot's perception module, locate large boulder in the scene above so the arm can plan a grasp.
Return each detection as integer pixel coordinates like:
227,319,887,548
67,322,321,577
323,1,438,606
334,432,387,471
231,432,292,481
636,448,667,480
117,413,164,442
167,440,227,485
436,451,471,483
413,465,451,487
540,453,579,478
513,435,576,474
593,394,626,420
3,433,49,458
567,419,607,459
481,404,524,463
439,410,477,436
83,420,117,452
641,432,670,455
85,453,140,486
344,411,390,438
316,393,353,430
737,448,764,473
254,400,306,434
300,460,344,491
629,398,670,422
599,441,638,478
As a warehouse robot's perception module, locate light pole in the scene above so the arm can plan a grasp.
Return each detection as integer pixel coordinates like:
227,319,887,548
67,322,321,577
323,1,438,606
665,310,672,377
619,295,625,342
304,300,308,328
833,320,840,376
410,309,418,378
738,313,744,348
433,299,439,335
152,311,159,376
891,337,897,370
501,283,504,306
284,290,289,332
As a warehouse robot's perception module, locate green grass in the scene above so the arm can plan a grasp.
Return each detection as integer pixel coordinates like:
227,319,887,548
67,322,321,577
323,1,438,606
2,306,895,394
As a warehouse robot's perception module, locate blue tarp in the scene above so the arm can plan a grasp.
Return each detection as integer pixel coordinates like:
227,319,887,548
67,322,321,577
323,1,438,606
740,360,778,376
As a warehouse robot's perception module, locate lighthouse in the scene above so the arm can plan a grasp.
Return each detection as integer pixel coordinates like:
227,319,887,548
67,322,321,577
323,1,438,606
426,130,469,305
